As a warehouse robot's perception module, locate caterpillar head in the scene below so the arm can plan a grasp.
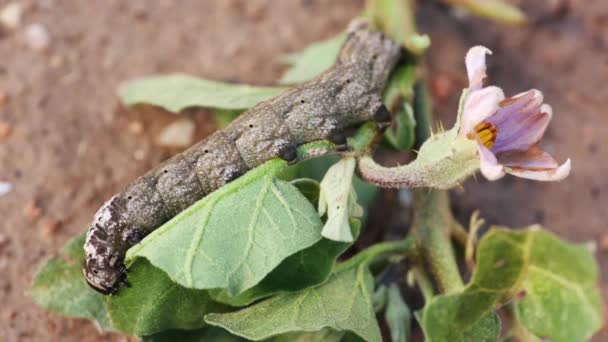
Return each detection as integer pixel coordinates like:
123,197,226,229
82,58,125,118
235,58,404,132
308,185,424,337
84,254,127,295
83,196,129,295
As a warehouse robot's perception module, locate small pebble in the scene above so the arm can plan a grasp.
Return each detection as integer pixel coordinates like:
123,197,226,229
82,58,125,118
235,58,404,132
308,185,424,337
133,148,146,161
41,218,62,237
0,181,11,196
156,118,195,148
0,90,7,107
0,2,22,30
0,121,12,141
0,233,8,249
49,54,64,68
598,232,608,253
23,23,51,51
23,200,42,221
128,121,144,135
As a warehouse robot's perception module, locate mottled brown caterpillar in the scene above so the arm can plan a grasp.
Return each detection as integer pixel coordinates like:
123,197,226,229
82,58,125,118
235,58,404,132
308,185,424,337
84,21,401,294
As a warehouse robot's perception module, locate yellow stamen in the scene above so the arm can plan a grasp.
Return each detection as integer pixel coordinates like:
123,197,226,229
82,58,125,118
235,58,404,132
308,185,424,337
471,122,498,149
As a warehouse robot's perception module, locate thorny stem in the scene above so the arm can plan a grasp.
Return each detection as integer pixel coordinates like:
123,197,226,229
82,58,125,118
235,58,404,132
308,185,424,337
410,82,464,294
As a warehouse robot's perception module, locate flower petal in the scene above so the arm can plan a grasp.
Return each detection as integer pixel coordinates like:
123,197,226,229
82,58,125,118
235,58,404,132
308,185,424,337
478,145,505,181
507,159,571,181
497,145,558,170
460,86,505,136
466,46,492,91
488,90,550,153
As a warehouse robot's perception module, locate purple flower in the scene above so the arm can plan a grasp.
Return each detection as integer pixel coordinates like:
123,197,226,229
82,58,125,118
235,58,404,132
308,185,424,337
459,46,571,181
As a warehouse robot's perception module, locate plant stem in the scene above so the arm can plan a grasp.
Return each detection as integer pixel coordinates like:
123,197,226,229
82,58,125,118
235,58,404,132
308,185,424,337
352,236,417,270
411,266,434,302
411,189,464,293
410,81,464,294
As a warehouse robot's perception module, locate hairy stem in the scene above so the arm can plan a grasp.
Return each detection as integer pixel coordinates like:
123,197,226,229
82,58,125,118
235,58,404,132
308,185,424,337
411,189,464,293
410,81,464,294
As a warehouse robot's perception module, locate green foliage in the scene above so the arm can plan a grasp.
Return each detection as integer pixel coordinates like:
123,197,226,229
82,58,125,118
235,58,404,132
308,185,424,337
119,74,286,112
105,259,228,336
143,327,244,342
511,228,602,342
30,233,114,331
126,159,324,296
319,157,363,242
383,65,417,151
279,34,346,85
268,328,346,342
205,241,414,342
418,226,602,342
209,220,361,307
418,297,501,342
442,0,526,26
364,0,429,54
385,284,411,342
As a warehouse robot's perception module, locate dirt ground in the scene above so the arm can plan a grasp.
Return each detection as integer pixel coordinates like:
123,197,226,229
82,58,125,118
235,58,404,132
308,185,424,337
0,0,606,341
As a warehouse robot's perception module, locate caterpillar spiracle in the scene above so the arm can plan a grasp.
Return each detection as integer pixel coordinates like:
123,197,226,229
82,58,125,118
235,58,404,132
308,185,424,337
84,20,401,294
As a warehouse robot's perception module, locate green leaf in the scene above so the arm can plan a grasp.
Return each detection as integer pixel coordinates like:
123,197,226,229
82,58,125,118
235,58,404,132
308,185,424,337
443,0,526,26
364,0,429,54
382,65,417,151
418,226,602,342
106,259,228,336
205,240,414,342
209,220,361,307
384,103,415,151
292,155,378,224
30,232,114,331
268,328,345,342
290,178,321,205
511,228,602,342
126,159,323,296
385,284,411,342
319,157,363,242
418,297,501,342
279,34,346,85
143,327,245,342
119,74,286,112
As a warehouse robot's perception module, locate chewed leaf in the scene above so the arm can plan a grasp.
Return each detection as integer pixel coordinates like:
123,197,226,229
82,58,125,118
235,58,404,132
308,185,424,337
119,74,286,112
126,159,324,296
418,226,602,342
106,259,229,336
279,33,346,85
205,251,384,342
319,157,363,242
30,232,114,331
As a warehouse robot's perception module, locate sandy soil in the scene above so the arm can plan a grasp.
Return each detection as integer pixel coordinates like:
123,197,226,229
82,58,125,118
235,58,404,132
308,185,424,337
0,1,606,341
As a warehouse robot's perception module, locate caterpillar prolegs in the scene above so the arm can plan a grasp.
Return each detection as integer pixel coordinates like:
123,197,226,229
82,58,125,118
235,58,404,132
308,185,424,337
84,21,401,294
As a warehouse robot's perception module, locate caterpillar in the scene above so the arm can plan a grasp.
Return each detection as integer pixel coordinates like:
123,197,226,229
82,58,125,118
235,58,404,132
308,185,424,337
83,20,401,295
